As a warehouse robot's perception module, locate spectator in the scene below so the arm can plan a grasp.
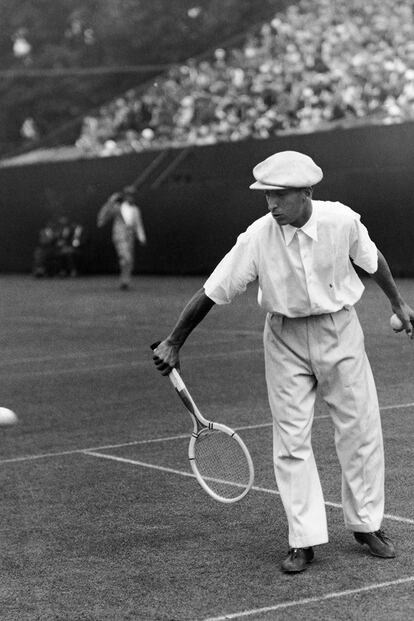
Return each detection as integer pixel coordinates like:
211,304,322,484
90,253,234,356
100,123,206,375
12,28,32,65
54,217,87,276
20,117,39,142
32,219,59,277
32,216,87,277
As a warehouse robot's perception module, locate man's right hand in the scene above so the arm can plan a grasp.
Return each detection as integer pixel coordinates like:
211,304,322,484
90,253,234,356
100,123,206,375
152,340,180,376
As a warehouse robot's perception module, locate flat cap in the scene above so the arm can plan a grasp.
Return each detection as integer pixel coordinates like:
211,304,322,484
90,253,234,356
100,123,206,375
249,150,323,190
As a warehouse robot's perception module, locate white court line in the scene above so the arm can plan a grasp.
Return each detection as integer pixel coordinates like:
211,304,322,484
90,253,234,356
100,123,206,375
0,399,411,466
84,451,198,479
0,412,369,466
0,433,190,465
82,450,414,525
0,423,279,465
200,576,414,621
381,401,414,410
0,347,138,367
0,413,412,523
0,347,264,379
0,330,261,367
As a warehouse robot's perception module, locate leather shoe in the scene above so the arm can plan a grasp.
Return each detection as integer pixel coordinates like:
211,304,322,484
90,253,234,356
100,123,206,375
353,530,396,558
281,547,314,573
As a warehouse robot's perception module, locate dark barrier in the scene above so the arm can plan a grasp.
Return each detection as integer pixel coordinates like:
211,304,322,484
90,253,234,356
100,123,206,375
1,121,414,275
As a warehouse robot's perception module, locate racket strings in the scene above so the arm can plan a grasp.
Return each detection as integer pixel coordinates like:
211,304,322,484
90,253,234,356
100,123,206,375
193,430,251,499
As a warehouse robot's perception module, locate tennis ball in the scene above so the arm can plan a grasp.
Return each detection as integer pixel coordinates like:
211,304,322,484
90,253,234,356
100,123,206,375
0,407,18,426
390,314,404,332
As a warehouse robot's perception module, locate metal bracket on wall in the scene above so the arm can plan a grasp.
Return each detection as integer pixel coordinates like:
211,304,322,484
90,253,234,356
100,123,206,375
130,149,171,190
150,146,193,189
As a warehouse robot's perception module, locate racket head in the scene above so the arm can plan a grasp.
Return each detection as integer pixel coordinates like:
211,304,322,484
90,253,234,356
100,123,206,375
189,423,254,503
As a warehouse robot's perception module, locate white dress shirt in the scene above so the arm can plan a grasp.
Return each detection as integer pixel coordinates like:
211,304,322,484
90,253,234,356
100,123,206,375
203,201,378,317
120,202,136,227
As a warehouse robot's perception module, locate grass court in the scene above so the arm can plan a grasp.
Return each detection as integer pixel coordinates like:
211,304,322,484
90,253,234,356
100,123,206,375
1,274,413,620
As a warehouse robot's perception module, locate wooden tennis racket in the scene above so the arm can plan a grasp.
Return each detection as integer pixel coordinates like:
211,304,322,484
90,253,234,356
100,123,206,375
151,343,254,503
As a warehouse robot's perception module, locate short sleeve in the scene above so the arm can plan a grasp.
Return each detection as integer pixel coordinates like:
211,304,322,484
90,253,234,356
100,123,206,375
203,231,258,304
349,214,378,273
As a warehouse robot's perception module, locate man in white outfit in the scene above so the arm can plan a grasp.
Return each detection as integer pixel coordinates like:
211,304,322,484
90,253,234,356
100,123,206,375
152,151,414,573
97,186,147,290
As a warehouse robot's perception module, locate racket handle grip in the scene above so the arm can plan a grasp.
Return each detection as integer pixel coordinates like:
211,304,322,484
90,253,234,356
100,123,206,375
168,367,186,390
151,342,201,420
150,341,181,383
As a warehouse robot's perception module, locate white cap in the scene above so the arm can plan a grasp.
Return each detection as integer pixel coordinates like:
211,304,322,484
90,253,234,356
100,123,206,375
250,151,323,190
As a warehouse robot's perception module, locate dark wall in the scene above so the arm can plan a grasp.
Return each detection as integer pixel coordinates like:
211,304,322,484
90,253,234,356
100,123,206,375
1,121,414,275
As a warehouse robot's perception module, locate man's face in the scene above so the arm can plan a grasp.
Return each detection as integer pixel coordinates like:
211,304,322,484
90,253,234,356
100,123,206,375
265,188,310,227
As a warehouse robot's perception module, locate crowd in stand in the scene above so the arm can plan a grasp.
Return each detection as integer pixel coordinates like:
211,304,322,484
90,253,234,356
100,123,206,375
75,0,414,156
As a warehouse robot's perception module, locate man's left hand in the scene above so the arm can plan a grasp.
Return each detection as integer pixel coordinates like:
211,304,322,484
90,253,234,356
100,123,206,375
392,302,414,338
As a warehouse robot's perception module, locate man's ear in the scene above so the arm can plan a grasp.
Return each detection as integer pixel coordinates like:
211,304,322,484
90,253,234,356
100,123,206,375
304,186,313,197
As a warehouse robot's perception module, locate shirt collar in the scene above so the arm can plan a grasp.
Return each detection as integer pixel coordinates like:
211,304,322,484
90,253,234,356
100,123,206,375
281,206,318,245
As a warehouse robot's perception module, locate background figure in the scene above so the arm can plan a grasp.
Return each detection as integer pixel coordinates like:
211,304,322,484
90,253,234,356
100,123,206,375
32,216,87,277
97,186,147,290
32,219,58,277
55,217,87,276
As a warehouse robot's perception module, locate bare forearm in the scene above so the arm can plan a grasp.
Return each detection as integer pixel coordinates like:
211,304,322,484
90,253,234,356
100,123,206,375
370,250,404,308
370,249,414,336
166,287,215,347
153,287,215,374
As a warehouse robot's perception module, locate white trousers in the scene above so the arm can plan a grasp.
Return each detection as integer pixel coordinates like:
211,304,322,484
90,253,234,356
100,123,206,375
263,307,384,548
114,228,135,285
